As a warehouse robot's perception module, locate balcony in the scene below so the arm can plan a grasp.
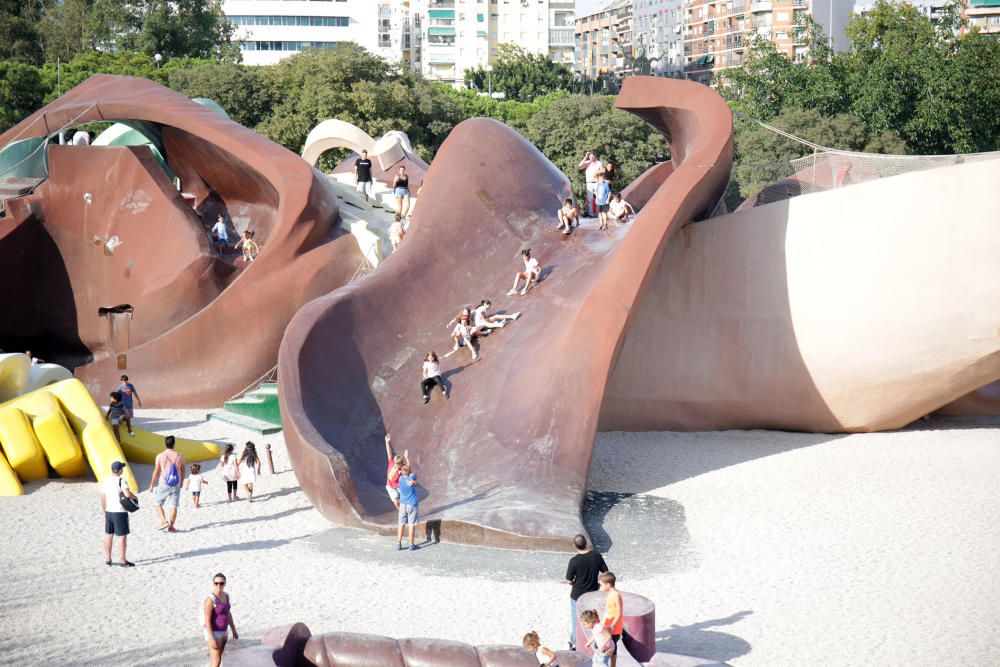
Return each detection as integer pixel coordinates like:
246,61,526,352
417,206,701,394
549,26,575,46
751,1,773,12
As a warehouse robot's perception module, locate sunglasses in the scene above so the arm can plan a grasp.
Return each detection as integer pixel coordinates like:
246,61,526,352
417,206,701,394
213,581,226,586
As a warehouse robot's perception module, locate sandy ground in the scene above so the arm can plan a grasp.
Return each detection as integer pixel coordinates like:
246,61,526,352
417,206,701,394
1,411,999,666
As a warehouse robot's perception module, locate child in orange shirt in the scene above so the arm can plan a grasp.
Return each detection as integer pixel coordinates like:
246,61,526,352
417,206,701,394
599,572,623,667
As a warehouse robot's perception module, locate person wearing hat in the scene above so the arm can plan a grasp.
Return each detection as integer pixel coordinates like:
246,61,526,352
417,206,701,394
101,461,137,567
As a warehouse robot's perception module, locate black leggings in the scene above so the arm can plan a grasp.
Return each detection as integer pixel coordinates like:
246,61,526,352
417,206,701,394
421,376,445,397
227,480,238,494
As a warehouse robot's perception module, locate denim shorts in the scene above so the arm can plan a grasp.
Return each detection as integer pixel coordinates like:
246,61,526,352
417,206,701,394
394,187,410,198
153,484,181,508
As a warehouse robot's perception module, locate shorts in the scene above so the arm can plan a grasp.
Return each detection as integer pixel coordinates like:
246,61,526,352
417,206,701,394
356,180,372,196
153,484,181,508
386,484,400,502
104,511,130,536
610,633,620,655
394,187,410,198
398,502,419,525
204,629,227,641
592,654,610,666
110,417,122,426
191,491,201,497
124,407,134,419
598,203,610,212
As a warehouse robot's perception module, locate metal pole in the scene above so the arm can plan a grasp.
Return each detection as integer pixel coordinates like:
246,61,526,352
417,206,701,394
265,443,275,474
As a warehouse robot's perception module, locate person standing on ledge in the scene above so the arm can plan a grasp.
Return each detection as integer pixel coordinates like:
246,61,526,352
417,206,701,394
396,463,420,551
354,149,374,202
579,152,603,217
149,435,185,532
565,533,608,650
211,214,229,251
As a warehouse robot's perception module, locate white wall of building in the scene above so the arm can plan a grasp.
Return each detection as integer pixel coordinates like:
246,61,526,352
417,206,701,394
223,0,378,66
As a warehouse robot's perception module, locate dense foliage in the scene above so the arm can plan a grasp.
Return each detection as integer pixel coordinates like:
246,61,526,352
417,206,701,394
464,43,574,102
720,0,1000,156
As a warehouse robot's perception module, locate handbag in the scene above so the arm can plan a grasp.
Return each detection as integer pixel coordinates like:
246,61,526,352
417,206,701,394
119,478,139,513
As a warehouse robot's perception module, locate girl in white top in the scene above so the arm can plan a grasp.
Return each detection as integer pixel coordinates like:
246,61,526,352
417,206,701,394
472,298,520,335
220,444,240,502
508,249,540,296
236,442,262,502
608,193,636,225
420,352,448,403
447,316,478,361
522,631,558,666
185,463,208,508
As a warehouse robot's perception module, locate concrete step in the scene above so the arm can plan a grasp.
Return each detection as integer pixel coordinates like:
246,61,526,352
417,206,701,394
208,410,282,435
222,394,281,424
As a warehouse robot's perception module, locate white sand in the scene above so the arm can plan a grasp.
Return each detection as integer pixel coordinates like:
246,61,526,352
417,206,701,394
1,412,999,666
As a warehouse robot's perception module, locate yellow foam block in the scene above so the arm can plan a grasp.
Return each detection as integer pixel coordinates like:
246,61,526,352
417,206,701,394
0,449,24,495
31,409,87,478
120,428,222,464
0,379,138,491
0,407,48,482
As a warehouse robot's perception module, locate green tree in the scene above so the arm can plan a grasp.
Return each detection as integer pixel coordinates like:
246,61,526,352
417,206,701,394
0,61,46,131
38,0,92,64
0,0,43,65
732,107,908,196
258,44,464,165
521,94,669,201
86,0,237,61
464,43,573,102
168,63,274,129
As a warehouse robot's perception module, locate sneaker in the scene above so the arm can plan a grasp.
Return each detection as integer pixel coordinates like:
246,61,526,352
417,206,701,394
409,544,419,551
512,312,521,320
519,289,527,296
422,395,429,404
562,229,570,235
156,523,168,531
507,289,517,296
444,392,449,400
167,526,177,533
128,431,136,436
568,642,576,651
397,543,404,551
119,561,135,568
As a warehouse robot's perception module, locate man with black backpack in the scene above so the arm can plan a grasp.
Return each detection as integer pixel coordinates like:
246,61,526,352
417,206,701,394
101,461,138,567
149,435,185,533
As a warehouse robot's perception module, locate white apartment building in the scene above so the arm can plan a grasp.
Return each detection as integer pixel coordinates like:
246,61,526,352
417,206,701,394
414,0,576,86
223,0,379,66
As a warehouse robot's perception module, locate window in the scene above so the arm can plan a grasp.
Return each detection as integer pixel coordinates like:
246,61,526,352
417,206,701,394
229,16,349,27
241,41,337,52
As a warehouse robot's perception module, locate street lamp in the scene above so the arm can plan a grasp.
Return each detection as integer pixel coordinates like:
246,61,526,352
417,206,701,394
485,64,493,97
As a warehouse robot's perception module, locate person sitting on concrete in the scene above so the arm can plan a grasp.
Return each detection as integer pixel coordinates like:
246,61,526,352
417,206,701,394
421,352,448,403
608,193,636,225
472,299,519,335
448,315,479,361
446,306,472,330
557,198,580,235
508,248,541,296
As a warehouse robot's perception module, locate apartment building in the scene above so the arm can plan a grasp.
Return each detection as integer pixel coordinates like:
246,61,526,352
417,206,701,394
223,0,379,66
855,0,1000,35
376,1,422,71
634,0,686,76
683,0,854,84
574,0,634,83
413,0,576,85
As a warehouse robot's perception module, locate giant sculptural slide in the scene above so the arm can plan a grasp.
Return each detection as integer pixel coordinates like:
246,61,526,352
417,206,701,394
279,78,734,549
599,154,1000,432
0,75,361,406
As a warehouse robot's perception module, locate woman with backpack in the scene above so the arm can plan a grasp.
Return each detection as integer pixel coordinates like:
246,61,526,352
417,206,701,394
220,444,240,501
237,442,262,502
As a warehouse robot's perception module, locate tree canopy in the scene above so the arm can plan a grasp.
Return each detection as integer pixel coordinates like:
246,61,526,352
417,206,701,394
464,43,573,102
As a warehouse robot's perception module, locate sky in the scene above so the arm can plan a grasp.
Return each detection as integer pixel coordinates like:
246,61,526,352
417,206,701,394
575,0,611,17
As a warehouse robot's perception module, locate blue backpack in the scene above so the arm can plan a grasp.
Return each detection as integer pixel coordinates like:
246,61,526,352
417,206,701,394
164,460,180,487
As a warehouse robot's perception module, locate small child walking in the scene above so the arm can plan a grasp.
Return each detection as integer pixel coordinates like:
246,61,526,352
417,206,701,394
389,213,405,251
523,631,559,666
185,463,208,508
579,609,615,666
234,231,259,262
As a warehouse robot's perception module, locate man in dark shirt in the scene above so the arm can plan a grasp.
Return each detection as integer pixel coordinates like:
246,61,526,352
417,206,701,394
354,149,374,201
565,533,609,650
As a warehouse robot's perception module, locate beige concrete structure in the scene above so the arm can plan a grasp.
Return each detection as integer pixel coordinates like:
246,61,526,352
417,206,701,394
601,156,1000,432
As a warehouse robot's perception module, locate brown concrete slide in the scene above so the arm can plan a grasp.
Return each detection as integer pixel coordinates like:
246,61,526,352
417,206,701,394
0,75,360,406
278,77,734,550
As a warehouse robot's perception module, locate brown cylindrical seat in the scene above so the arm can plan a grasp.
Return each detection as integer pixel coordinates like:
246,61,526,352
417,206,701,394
575,590,656,662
